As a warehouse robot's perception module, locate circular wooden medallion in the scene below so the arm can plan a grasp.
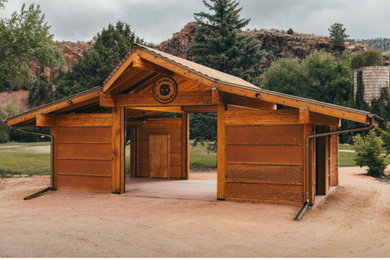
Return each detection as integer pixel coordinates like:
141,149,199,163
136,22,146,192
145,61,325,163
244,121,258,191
152,76,178,104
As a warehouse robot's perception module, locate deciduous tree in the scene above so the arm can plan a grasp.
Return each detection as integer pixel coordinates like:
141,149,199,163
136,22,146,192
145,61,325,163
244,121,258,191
52,22,144,100
0,4,64,91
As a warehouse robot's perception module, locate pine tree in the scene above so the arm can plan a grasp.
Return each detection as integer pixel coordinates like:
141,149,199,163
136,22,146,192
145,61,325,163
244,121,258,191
189,0,264,84
328,22,349,51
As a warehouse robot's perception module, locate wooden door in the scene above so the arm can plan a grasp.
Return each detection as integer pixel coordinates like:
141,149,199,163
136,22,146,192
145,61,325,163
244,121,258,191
149,134,170,178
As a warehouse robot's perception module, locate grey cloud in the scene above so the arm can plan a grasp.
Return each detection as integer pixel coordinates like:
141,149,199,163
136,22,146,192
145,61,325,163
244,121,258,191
1,0,389,43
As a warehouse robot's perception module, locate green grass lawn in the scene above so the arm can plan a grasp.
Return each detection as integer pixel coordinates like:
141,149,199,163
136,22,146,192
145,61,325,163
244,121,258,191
0,142,50,178
339,143,354,150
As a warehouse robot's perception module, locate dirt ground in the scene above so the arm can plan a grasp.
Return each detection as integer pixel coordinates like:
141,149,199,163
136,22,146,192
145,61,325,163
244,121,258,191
0,167,390,257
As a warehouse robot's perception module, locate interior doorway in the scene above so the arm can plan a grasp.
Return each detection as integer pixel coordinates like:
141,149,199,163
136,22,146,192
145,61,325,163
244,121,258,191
124,111,217,201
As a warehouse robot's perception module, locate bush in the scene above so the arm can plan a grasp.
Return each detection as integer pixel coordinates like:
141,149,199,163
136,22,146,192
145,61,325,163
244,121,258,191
0,121,9,143
353,129,386,177
287,28,294,35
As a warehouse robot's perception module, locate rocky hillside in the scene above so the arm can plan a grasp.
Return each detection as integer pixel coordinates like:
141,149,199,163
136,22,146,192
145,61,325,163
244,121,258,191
157,23,372,71
30,41,93,82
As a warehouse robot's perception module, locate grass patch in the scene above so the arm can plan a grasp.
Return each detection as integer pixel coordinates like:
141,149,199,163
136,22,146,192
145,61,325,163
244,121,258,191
339,152,357,167
190,141,216,168
0,152,50,178
339,143,353,150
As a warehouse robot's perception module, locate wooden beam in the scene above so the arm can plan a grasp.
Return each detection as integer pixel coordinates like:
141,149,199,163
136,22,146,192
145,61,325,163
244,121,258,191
309,111,341,126
137,49,216,88
127,106,183,113
111,107,125,193
216,84,370,124
102,53,133,93
221,91,276,110
7,88,101,127
133,55,174,75
108,69,153,95
299,107,310,124
55,113,113,127
126,121,144,127
217,104,226,200
183,105,217,113
101,90,212,107
181,113,189,179
36,114,56,127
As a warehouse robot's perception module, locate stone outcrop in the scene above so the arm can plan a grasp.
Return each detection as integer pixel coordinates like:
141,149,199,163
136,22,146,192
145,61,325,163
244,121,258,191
155,24,369,71
30,41,93,81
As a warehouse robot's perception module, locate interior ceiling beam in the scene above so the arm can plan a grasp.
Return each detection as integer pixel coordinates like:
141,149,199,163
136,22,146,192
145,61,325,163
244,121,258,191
109,69,153,95
127,106,183,113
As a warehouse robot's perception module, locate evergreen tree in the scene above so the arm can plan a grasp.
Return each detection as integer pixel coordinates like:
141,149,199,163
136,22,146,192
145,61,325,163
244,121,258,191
52,22,144,100
328,22,349,51
189,0,265,84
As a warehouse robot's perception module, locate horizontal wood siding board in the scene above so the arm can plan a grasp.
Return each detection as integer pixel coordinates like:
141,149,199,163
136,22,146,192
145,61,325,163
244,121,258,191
225,182,303,205
225,110,300,126
226,125,303,145
56,127,111,144
226,164,303,185
57,159,111,177
57,143,112,160
56,175,111,192
56,113,113,127
226,145,302,164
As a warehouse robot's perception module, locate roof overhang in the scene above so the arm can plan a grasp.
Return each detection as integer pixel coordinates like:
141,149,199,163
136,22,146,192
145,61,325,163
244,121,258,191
7,44,383,127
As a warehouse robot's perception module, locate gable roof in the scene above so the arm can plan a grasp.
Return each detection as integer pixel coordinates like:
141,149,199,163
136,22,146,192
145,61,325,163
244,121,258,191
7,44,383,127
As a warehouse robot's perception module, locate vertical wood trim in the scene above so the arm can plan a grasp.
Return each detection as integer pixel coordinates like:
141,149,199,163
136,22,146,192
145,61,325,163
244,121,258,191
330,125,339,186
181,112,189,179
121,108,126,193
51,127,57,190
136,128,140,178
309,129,316,205
302,125,310,203
325,135,330,194
217,104,226,199
130,128,136,178
112,107,125,193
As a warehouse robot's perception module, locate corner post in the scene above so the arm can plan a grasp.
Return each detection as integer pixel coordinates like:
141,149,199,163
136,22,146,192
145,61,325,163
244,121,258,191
217,103,226,200
112,106,125,193
181,112,189,179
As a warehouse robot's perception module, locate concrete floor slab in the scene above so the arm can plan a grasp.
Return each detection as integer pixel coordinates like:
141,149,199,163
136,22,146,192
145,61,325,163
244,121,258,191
125,178,217,201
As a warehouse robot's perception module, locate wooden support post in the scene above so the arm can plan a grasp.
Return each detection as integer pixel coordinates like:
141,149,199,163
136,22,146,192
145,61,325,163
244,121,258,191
217,104,226,200
299,107,309,124
181,112,189,179
112,107,125,193
50,127,57,190
130,128,137,178
330,125,339,186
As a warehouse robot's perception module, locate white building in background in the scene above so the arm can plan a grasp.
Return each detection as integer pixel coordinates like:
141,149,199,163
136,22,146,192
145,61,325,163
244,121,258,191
354,66,390,104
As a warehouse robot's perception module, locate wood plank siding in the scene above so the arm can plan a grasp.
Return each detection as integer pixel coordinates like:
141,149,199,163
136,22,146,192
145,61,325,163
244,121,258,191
54,125,113,192
225,111,306,205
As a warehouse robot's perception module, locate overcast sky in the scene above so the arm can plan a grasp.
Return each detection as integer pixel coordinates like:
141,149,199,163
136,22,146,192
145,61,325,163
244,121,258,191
1,0,390,43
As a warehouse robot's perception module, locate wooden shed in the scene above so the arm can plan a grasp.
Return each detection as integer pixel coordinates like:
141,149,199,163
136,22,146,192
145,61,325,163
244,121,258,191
7,44,381,208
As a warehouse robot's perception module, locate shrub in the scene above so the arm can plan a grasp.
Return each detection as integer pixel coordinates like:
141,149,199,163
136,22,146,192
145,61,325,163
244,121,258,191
287,28,294,35
353,129,386,177
0,121,9,143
